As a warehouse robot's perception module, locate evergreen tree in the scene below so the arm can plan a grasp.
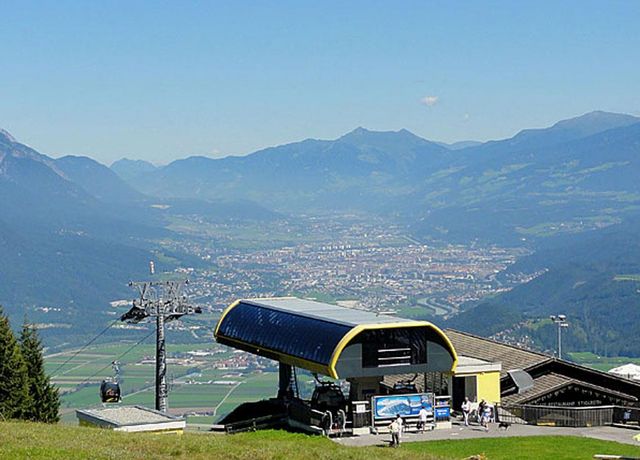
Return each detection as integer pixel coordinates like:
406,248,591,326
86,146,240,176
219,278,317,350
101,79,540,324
20,320,60,423
0,307,30,420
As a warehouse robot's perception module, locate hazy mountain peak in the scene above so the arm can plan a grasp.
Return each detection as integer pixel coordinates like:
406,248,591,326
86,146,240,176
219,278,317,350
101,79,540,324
0,129,60,173
55,155,144,203
551,110,639,130
111,157,158,169
436,140,483,150
338,127,432,148
111,158,158,182
500,110,640,150
0,129,16,143
345,126,370,135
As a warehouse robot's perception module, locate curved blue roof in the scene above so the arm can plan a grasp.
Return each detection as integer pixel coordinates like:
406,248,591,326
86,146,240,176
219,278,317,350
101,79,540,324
216,300,351,367
214,297,457,378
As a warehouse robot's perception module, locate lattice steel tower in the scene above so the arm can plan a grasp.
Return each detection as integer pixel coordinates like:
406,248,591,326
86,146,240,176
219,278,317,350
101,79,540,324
120,264,201,412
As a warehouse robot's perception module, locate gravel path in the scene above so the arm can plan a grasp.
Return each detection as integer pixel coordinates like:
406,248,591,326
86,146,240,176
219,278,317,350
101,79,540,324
334,421,640,447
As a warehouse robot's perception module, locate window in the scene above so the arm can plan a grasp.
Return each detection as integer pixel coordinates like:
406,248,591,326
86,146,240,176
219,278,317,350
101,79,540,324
357,327,428,368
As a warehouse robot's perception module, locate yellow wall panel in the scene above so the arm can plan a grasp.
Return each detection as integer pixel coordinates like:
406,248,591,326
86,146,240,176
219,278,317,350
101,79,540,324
476,371,501,404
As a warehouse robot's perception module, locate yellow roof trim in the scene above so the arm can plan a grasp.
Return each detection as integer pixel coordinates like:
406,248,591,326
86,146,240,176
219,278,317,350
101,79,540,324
433,323,459,373
214,299,240,338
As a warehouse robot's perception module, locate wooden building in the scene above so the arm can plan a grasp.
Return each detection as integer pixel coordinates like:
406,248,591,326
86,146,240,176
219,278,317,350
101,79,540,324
446,329,640,408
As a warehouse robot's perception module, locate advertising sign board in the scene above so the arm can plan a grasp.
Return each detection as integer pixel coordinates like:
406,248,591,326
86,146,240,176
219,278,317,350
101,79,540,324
372,393,434,420
434,395,452,422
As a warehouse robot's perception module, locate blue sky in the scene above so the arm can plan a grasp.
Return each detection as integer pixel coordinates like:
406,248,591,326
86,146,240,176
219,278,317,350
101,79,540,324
1,0,639,164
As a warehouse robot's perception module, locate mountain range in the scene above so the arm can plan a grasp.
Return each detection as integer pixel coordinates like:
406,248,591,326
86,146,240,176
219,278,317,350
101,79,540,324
3,110,640,353
113,127,454,213
108,110,640,355
0,128,283,343
112,111,640,244
0,130,162,342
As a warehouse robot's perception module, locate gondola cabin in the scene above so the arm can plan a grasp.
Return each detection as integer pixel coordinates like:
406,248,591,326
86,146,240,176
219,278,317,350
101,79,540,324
100,380,121,403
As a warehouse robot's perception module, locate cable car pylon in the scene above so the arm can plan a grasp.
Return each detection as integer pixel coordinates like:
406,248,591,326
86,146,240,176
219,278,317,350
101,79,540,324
120,262,202,412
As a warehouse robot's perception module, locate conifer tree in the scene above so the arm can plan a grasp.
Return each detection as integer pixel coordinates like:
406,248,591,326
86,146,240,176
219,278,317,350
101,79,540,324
0,307,30,420
20,320,60,423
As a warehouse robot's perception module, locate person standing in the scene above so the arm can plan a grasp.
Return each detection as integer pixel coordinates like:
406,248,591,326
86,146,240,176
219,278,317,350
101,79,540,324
389,417,400,447
418,405,429,432
396,414,404,441
461,396,471,427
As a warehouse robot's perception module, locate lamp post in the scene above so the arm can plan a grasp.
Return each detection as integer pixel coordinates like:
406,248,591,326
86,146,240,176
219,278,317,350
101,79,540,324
550,314,569,359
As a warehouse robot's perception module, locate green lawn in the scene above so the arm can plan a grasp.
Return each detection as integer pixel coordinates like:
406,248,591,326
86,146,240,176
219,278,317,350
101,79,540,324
614,274,640,282
123,384,232,409
2,422,640,460
396,305,433,320
214,372,278,420
567,352,640,372
403,436,640,459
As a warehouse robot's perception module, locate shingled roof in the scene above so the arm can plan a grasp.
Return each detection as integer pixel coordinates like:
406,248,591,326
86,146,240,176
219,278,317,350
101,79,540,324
501,373,570,404
502,372,638,405
445,329,640,407
445,329,549,377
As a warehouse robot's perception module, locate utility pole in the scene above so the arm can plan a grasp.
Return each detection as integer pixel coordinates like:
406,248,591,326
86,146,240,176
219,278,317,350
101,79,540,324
550,314,569,359
155,307,166,412
120,263,201,412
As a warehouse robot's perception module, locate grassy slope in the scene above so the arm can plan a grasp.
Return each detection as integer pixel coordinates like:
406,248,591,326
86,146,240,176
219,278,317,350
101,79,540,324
404,436,640,459
2,422,640,460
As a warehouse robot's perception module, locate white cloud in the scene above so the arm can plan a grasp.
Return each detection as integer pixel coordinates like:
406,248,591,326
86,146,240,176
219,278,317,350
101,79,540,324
463,113,470,121
420,95,439,107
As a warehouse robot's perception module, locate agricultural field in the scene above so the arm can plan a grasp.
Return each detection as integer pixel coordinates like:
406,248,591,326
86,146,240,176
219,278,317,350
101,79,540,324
46,339,280,424
614,274,640,282
567,352,640,372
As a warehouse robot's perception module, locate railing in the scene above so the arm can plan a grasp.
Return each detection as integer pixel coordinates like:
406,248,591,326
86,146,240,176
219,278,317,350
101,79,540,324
497,404,617,427
223,413,286,434
613,406,640,426
287,398,328,433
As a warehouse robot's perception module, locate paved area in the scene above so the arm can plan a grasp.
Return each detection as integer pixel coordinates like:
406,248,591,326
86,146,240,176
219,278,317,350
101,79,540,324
334,422,640,447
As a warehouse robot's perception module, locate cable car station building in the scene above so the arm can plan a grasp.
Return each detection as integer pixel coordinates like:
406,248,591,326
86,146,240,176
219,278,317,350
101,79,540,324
214,297,501,433
216,297,456,393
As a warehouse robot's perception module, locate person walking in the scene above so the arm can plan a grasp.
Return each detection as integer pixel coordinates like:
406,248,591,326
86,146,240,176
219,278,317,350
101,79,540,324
461,396,471,427
478,399,486,425
418,405,429,433
389,417,401,447
481,402,492,431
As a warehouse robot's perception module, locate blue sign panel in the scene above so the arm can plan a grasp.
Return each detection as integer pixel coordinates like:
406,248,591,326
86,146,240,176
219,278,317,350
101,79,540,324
372,393,433,420
434,406,450,420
